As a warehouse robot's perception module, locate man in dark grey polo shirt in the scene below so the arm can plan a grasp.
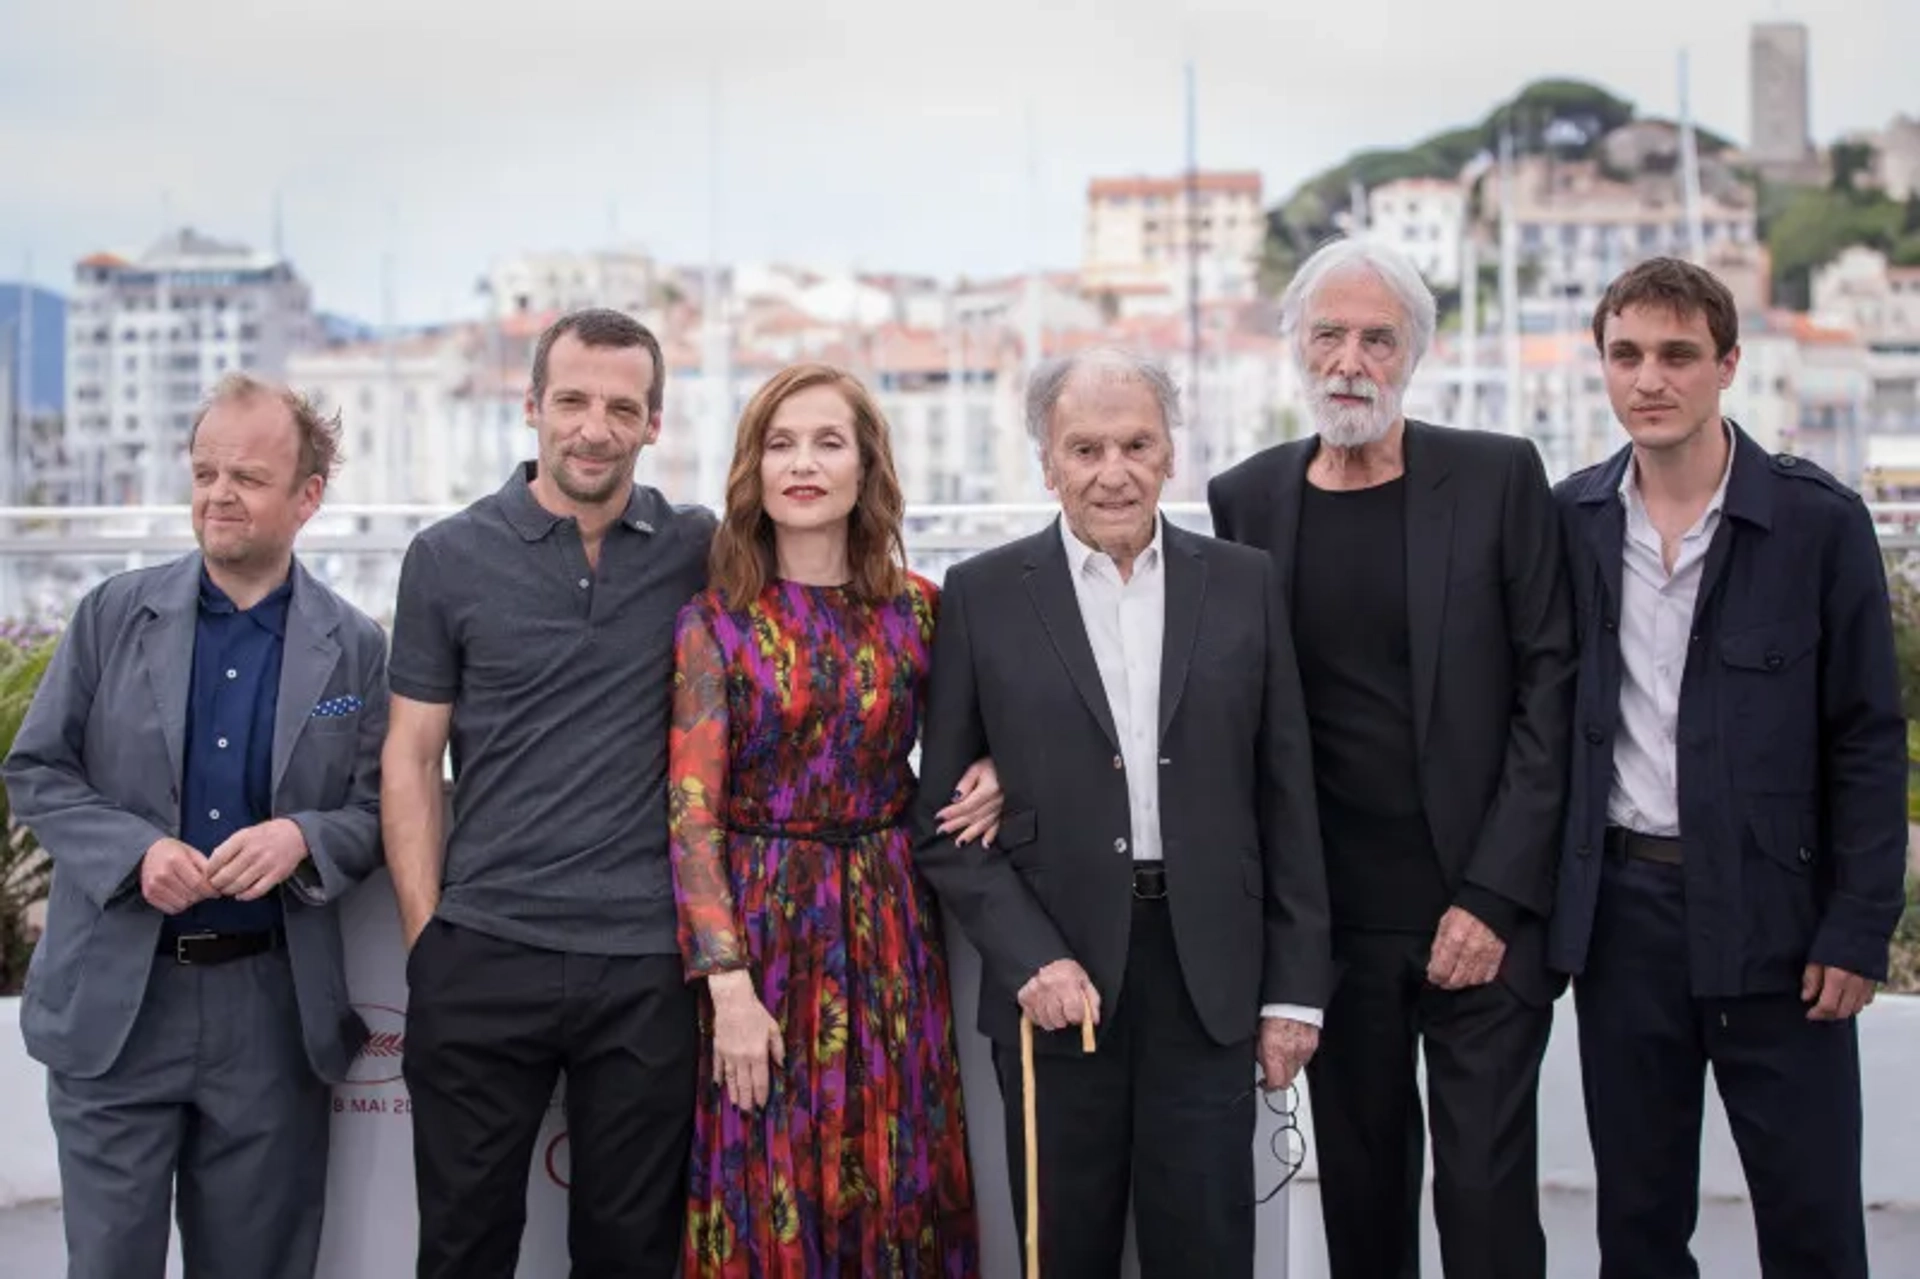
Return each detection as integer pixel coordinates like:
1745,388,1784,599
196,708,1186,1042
382,308,714,1279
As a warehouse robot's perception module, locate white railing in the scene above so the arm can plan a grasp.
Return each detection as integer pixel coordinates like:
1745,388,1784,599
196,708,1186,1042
0,503,1215,625
0,497,1918,626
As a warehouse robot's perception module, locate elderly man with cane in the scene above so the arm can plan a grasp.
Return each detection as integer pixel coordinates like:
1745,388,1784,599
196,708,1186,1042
914,346,1330,1279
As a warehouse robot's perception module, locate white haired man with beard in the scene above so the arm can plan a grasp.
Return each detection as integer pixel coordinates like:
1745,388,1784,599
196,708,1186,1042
1208,238,1576,1279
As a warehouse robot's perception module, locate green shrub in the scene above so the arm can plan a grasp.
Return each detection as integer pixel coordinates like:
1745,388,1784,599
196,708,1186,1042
0,635,57,995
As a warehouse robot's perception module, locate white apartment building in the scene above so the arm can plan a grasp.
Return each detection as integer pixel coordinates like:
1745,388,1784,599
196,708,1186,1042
1482,156,1761,328
1083,172,1266,299
879,370,1025,506
1811,247,1920,439
294,317,746,511
0,343,70,506
729,263,902,328
1773,330,1875,482
1814,246,1920,345
1407,320,1847,487
63,229,316,503
900,274,1104,337
483,247,658,319
288,328,516,509
1875,115,1920,201
0,348,13,502
1367,178,1467,289
1729,310,1877,487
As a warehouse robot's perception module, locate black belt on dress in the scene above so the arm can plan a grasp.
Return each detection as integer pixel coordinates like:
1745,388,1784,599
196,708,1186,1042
158,928,284,966
725,817,897,847
1604,826,1683,866
1131,861,1167,900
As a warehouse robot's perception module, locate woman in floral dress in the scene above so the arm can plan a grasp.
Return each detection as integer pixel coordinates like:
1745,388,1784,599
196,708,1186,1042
669,363,997,1277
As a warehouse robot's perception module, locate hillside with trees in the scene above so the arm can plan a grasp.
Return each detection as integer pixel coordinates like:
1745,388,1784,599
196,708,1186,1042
1260,77,1920,310
1762,172,1920,309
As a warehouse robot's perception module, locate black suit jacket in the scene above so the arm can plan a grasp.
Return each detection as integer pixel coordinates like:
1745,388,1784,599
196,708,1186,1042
1550,424,1908,994
1207,420,1576,1005
912,517,1331,1052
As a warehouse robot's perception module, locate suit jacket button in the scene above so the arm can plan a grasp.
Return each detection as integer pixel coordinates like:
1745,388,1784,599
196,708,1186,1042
1577,843,1592,857
1602,616,1617,632
1114,837,1128,854
1765,651,1784,670
1585,725,1605,745
1798,847,1813,864
1113,754,1123,770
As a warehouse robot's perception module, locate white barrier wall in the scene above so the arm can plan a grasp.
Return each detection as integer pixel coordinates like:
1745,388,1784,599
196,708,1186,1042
317,869,1297,1278
0,999,59,1207
9,898,1916,1271
1288,987,1920,1212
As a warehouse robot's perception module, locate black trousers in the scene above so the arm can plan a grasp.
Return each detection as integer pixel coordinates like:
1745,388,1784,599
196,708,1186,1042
992,894,1257,1279
402,918,698,1279
1575,850,1867,1279
1307,929,1552,1279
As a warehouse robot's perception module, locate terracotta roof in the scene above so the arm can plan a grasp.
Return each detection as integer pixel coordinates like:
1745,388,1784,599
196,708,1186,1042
743,302,829,336
957,270,1085,295
1089,171,1262,200
781,325,1010,378
1764,309,1862,347
1518,333,1600,370
1372,177,1462,192
1034,315,1287,361
76,252,129,269
497,310,558,340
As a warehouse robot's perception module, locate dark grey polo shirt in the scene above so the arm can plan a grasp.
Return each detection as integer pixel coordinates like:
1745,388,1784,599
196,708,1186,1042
389,463,715,956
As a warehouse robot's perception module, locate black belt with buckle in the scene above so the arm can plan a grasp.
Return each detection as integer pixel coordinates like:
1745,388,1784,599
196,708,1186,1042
1131,862,1167,900
159,928,284,966
1604,827,1683,866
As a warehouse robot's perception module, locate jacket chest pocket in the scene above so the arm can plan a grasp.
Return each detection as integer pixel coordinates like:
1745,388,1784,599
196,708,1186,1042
1719,615,1820,792
284,712,361,807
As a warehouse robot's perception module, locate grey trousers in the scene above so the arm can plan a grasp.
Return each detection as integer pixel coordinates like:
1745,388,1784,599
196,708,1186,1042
46,944,331,1279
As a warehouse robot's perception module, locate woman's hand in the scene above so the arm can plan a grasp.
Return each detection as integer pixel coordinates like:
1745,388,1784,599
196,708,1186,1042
936,756,1004,846
707,970,783,1111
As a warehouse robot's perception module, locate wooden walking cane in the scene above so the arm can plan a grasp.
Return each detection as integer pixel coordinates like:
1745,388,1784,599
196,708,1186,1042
1020,999,1098,1277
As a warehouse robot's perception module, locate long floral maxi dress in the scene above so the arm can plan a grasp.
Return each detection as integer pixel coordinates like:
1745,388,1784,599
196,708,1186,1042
668,574,979,1278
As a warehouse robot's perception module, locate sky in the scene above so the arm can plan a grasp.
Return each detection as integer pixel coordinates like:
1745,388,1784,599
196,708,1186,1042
1,0,1915,325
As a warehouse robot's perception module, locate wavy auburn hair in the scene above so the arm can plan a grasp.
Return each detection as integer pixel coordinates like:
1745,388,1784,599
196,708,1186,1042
709,363,907,610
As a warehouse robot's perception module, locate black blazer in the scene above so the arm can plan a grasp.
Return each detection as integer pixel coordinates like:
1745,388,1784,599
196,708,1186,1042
1550,424,1908,994
1207,420,1576,1005
912,517,1331,1052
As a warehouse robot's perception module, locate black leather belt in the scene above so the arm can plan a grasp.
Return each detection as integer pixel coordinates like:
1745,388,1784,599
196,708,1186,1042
159,929,284,966
1604,827,1683,866
726,817,896,847
1131,862,1167,900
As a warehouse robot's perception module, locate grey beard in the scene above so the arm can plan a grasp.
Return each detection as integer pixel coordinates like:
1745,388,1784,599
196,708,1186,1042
1314,400,1395,448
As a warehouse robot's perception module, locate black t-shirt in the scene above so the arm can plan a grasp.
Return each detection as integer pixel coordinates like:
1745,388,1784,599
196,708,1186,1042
1293,477,1449,932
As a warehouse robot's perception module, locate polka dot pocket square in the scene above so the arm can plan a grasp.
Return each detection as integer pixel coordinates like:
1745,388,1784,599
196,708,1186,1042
311,695,364,719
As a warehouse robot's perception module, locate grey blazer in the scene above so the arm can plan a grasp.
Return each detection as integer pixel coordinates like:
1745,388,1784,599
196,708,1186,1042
3,552,389,1082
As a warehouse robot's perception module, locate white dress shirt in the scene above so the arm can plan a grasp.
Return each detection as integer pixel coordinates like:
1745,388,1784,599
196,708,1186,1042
1607,427,1736,836
1061,515,1166,863
1059,516,1321,1028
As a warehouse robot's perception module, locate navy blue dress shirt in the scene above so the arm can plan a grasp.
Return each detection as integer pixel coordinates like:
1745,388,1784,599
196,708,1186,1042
164,570,291,939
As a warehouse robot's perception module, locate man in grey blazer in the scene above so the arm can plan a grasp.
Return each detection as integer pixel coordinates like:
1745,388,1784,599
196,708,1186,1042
3,372,389,1279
